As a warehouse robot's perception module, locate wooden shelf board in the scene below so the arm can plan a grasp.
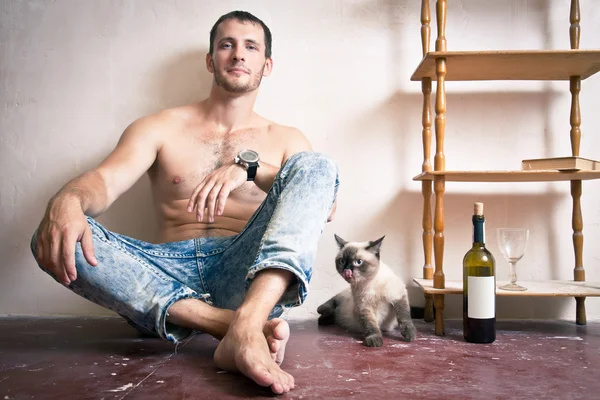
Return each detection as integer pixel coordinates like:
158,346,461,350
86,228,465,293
414,278,600,297
410,50,600,81
413,170,600,182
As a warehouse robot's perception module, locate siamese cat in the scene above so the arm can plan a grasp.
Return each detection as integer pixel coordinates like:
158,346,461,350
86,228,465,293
317,234,417,347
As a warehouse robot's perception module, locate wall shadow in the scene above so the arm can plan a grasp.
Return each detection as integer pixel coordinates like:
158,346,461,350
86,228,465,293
3,49,214,315
97,48,213,242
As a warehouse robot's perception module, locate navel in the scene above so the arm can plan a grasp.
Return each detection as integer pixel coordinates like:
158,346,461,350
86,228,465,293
172,175,183,185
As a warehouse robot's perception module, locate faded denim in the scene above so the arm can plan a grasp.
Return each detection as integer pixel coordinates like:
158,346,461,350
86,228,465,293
30,152,339,343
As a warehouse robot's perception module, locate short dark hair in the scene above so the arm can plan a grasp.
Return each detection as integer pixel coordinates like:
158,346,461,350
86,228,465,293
209,11,272,58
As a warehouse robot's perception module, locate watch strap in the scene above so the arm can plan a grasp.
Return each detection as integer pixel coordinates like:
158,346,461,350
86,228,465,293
246,162,258,181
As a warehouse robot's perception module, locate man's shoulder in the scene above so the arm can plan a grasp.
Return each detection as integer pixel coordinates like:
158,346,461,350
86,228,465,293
263,119,305,139
258,119,313,156
145,105,200,125
125,105,200,136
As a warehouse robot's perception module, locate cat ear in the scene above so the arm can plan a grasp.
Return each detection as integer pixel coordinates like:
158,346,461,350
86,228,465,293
334,234,347,249
366,235,385,255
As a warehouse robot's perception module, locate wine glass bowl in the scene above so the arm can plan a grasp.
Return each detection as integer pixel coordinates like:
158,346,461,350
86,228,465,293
496,228,530,291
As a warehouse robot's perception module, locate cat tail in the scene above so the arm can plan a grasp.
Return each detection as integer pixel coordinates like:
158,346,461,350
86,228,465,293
317,293,344,325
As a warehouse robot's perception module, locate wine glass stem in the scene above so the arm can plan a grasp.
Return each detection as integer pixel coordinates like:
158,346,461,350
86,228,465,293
508,262,518,285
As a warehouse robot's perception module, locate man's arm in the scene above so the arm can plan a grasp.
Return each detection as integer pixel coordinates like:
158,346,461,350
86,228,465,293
84,115,166,214
187,126,339,223
35,115,164,285
187,127,313,223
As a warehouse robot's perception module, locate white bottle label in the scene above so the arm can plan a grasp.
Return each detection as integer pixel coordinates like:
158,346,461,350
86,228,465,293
468,276,495,319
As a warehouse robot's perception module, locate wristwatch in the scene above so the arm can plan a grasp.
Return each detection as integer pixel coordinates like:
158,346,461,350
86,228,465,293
234,149,260,181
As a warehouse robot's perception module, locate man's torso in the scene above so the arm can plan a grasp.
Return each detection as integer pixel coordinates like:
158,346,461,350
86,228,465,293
146,105,291,243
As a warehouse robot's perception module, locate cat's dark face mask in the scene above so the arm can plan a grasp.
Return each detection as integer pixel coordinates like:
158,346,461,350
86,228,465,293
337,256,366,282
336,257,355,281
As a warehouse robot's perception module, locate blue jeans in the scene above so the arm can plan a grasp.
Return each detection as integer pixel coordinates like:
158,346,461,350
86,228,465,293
30,152,339,343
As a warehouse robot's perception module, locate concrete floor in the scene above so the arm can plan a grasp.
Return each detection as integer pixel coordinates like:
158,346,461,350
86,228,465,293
1,316,598,399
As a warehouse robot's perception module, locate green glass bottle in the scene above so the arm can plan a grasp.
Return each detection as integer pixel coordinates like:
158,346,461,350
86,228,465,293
463,202,496,343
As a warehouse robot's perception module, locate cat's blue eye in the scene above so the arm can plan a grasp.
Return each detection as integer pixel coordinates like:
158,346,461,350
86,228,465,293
354,259,363,266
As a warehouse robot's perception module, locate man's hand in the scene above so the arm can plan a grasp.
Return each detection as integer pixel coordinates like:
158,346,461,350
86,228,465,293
36,196,98,286
187,164,247,223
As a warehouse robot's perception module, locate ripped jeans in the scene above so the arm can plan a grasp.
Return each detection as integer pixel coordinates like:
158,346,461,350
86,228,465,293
30,152,339,343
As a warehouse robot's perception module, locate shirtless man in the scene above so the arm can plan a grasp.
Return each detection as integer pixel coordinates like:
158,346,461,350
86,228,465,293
30,11,338,395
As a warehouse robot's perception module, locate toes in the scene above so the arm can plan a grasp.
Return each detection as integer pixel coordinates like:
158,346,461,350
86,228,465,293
267,336,280,354
270,318,290,341
272,370,293,393
271,382,284,395
247,364,274,388
285,371,295,389
265,319,289,365
217,324,294,394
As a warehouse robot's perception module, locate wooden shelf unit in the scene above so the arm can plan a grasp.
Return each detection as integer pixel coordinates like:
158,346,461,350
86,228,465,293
414,0,600,336
410,50,600,81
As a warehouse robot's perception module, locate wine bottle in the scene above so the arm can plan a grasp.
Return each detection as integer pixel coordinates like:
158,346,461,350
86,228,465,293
463,202,496,343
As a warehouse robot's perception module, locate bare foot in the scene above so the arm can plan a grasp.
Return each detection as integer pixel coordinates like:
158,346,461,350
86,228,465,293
263,318,290,365
214,317,294,394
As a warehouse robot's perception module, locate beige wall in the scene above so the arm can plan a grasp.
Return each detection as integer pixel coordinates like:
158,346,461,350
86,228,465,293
1,0,599,321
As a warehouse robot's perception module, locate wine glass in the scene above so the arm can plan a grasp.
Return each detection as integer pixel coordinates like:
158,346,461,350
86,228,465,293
496,228,530,291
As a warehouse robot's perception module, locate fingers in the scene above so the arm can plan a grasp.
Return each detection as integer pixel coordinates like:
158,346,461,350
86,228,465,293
187,178,211,222
189,180,231,223
38,219,96,286
37,237,52,279
62,231,78,283
215,184,232,218
80,225,98,267
35,238,44,266
187,166,245,222
208,183,234,222
49,234,70,285
205,183,223,223
195,185,210,222
186,177,206,214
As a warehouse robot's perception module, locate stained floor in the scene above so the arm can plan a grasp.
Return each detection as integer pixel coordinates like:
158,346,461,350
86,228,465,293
1,316,598,399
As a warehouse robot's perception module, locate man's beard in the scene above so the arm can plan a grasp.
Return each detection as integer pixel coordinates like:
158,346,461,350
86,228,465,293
214,63,265,93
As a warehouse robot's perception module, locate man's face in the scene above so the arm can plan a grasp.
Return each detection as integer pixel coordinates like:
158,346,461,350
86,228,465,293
207,19,272,94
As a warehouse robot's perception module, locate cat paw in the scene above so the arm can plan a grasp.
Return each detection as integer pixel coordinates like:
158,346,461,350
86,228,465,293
401,323,417,342
364,334,383,347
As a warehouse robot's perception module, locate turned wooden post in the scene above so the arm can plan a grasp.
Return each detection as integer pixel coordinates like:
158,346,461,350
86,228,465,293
420,0,434,323
433,0,447,336
569,0,586,325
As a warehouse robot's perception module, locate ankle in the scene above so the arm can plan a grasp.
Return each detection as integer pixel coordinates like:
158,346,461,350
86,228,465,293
231,309,267,332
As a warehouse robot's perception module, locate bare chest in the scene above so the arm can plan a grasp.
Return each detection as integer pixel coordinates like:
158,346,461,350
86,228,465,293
149,128,283,201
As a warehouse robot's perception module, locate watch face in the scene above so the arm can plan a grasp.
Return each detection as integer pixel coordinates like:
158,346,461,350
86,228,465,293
239,149,259,163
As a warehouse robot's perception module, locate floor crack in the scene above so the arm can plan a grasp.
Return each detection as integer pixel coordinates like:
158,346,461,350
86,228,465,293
118,334,196,399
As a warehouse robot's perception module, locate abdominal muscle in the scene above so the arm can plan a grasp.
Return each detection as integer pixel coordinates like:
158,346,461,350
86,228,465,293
156,194,264,243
